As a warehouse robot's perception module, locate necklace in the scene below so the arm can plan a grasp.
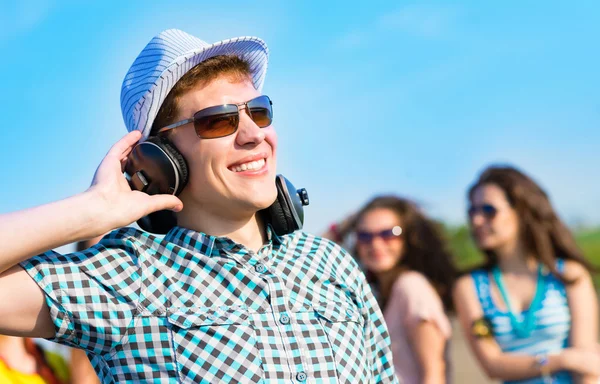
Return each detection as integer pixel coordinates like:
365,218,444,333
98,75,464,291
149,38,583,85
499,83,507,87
492,263,546,338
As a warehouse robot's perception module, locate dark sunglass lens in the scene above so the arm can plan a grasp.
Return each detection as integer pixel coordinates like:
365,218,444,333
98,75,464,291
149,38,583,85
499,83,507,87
379,229,396,240
356,232,373,243
467,206,477,218
195,113,239,138
194,106,239,138
482,204,497,218
248,96,273,127
249,108,272,127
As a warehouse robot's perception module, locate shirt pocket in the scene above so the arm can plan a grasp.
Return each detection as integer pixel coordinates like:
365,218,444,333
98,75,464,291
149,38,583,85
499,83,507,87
168,307,265,384
314,302,371,381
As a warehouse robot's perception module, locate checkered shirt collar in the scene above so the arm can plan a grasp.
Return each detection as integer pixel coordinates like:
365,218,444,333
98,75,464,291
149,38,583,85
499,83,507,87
163,224,283,256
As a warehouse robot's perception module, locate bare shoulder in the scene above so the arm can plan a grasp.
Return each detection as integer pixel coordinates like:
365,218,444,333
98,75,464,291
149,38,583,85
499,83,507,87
396,270,430,286
452,272,486,320
453,273,476,298
561,259,591,282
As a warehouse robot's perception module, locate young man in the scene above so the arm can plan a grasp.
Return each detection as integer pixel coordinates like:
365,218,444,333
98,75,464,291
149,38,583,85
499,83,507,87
0,29,398,383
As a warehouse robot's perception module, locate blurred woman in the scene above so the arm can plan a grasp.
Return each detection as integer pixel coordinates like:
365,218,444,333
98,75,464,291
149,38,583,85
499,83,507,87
332,195,458,384
453,165,600,383
0,336,69,384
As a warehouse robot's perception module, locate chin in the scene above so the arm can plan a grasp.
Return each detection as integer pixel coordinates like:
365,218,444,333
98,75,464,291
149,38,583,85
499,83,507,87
477,240,499,252
238,187,278,212
366,262,395,274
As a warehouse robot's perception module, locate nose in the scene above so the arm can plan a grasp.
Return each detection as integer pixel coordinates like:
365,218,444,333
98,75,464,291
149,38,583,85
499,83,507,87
470,212,486,227
370,236,387,250
235,106,265,147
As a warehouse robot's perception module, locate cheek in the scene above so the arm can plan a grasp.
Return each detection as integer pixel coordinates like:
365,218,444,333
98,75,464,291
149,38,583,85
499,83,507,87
356,244,369,260
265,127,277,149
182,148,221,197
495,214,520,240
389,240,404,258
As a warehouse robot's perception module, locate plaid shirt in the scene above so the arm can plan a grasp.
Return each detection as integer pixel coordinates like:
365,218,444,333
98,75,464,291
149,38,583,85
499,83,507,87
21,226,399,384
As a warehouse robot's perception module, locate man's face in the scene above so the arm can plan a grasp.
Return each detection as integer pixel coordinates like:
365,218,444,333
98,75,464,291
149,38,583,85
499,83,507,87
168,76,278,219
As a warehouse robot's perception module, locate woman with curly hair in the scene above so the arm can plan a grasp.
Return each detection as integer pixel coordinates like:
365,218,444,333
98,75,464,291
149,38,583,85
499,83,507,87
453,165,600,383
329,195,458,384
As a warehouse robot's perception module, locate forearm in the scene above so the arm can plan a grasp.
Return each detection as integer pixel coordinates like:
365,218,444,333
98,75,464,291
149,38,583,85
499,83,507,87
411,322,447,384
0,191,107,272
422,362,446,384
566,262,600,384
579,375,600,384
483,352,566,381
574,351,600,384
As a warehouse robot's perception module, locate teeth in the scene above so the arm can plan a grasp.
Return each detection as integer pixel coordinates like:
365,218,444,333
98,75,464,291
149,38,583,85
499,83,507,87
231,158,265,172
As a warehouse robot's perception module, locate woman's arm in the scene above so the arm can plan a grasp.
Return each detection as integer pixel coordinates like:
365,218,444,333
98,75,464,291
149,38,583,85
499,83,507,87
409,321,446,384
70,348,101,384
563,260,600,384
389,272,451,384
453,275,600,381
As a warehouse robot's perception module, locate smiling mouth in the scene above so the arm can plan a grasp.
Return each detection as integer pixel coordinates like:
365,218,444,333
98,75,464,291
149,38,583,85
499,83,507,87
228,158,266,173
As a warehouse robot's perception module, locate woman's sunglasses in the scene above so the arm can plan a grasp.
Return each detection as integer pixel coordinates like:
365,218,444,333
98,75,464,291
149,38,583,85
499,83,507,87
468,204,498,220
356,226,403,244
159,95,273,139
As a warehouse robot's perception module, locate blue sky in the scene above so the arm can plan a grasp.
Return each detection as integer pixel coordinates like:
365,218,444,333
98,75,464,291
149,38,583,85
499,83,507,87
1,1,599,237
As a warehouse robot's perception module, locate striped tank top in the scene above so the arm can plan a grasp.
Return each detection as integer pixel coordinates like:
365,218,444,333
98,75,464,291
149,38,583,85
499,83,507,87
471,259,572,384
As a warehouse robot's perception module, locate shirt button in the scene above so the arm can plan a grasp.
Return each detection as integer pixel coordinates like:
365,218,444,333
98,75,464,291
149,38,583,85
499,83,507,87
346,308,354,317
280,313,290,325
255,263,267,273
296,372,307,382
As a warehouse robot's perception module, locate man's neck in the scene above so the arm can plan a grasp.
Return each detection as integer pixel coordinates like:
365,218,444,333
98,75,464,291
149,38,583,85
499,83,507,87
176,208,267,253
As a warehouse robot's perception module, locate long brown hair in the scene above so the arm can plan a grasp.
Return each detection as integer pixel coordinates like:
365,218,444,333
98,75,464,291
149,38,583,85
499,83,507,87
468,165,596,281
337,195,458,312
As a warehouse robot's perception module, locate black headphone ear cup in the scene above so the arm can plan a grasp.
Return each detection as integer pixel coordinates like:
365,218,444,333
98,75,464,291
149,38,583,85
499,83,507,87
262,175,308,236
138,209,178,235
124,135,189,234
147,136,189,195
266,185,295,236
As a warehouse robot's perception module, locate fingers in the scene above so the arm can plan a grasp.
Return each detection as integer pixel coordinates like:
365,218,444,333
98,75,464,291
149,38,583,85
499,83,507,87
107,131,142,161
143,194,184,215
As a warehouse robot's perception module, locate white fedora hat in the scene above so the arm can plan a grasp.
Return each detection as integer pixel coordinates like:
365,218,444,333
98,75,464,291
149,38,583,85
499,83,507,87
120,28,269,141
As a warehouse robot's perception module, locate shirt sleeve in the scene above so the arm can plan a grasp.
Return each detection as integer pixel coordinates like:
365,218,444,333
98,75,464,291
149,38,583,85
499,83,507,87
390,272,452,339
19,229,142,355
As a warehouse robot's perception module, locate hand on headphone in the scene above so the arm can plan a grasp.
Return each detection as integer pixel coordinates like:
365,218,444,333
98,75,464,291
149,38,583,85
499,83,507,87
87,131,183,233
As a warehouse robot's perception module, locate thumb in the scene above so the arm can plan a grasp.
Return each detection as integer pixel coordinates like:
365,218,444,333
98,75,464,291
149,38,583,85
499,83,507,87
144,195,183,215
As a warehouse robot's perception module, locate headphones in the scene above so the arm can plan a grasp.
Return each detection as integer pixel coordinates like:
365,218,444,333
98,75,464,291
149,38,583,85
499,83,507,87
124,135,309,236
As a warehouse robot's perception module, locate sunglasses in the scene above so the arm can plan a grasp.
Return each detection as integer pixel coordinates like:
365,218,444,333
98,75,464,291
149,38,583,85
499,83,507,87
159,95,273,139
356,226,403,244
468,204,498,220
